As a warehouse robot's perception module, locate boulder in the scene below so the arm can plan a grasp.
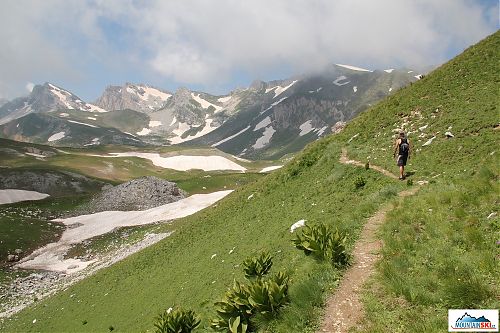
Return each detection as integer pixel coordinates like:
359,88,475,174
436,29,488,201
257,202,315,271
7,254,19,262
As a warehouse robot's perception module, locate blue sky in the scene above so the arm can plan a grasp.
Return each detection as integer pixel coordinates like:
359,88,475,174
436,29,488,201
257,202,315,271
0,0,498,101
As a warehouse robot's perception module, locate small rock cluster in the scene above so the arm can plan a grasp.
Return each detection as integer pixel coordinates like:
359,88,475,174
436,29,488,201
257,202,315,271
77,176,187,214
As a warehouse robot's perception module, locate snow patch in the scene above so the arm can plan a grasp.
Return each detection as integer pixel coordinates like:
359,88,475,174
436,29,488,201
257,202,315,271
260,97,288,115
254,116,272,131
0,189,50,205
67,120,98,128
299,120,314,136
140,86,171,101
48,84,74,109
59,113,69,118
87,117,97,120
149,120,162,128
86,104,107,113
17,191,232,273
333,76,350,86
48,132,65,142
212,126,250,147
353,86,357,92
317,126,328,136
136,128,151,136
384,69,395,73
389,87,393,92
253,126,275,149
260,165,283,173
273,80,298,98
25,152,47,159
169,117,177,126
191,93,222,112
217,96,232,103
336,64,372,72
102,152,246,172
169,119,217,144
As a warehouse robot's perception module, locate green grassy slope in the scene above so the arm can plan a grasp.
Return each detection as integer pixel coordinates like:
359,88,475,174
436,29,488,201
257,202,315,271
1,32,498,332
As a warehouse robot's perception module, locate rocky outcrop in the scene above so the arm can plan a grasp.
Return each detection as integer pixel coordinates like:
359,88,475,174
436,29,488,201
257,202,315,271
78,176,187,214
0,169,109,196
94,83,171,113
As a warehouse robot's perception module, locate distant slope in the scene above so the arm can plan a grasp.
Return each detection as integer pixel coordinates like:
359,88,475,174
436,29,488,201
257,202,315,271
189,67,418,159
0,113,145,147
0,83,105,125
0,69,418,152
1,31,497,333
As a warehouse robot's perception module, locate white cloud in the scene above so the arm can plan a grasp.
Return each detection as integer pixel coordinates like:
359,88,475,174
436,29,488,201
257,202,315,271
0,0,497,98
25,82,35,92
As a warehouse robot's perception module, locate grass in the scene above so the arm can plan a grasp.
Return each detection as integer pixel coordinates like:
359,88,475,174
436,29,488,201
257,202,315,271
0,29,498,333
355,167,499,333
0,139,407,332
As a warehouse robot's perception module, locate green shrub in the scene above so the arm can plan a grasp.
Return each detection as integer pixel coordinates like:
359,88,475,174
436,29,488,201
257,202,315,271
154,308,201,333
354,176,366,189
211,281,253,332
242,251,273,279
407,178,413,186
212,252,290,332
247,272,290,318
228,316,248,333
292,223,350,267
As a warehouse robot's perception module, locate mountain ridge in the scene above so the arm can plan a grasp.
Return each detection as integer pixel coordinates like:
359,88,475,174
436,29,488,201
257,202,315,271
0,31,497,333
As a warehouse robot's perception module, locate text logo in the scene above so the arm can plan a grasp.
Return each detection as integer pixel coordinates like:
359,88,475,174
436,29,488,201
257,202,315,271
449,309,499,332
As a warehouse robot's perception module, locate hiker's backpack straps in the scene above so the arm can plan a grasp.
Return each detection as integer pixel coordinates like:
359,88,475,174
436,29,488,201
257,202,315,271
399,138,409,155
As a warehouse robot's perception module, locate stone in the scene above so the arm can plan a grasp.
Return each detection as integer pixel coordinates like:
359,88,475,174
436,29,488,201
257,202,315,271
7,254,19,262
14,248,23,255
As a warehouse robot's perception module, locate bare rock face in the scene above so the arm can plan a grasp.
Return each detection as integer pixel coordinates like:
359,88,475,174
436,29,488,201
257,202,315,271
78,176,187,214
332,121,347,134
94,83,172,113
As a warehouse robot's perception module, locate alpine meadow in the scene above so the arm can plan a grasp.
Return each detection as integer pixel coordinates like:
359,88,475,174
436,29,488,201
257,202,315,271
1,24,498,333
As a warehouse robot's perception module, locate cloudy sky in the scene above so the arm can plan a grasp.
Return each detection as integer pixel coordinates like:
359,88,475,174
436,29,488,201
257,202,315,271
0,0,497,101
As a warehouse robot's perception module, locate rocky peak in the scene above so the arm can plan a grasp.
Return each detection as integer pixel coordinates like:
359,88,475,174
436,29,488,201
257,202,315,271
249,80,266,91
94,82,171,113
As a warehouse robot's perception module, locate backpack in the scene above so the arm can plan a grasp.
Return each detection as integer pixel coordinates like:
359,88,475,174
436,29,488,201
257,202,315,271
399,138,409,155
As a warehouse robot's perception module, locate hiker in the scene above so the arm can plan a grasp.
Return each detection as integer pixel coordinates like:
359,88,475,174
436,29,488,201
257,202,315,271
393,131,410,180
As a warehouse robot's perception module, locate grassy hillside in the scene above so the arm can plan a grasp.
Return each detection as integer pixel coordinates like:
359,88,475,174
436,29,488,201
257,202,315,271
1,32,498,332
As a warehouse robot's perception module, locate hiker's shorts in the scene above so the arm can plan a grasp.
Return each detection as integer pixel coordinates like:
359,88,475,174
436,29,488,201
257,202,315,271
397,154,408,166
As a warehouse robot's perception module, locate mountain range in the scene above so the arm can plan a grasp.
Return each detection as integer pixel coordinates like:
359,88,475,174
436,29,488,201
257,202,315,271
0,64,422,159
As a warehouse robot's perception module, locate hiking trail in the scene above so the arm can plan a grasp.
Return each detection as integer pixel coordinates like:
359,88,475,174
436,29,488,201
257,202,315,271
318,149,419,333
339,148,398,179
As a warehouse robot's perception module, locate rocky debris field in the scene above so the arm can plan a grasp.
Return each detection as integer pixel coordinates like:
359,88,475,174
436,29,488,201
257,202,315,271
0,232,170,319
75,176,187,214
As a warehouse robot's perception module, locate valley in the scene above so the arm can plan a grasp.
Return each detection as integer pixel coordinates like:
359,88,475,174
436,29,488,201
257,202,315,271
0,26,497,333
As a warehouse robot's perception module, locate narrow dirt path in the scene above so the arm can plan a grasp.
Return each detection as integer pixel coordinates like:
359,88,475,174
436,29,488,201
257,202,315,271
339,148,398,180
317,149,419,333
